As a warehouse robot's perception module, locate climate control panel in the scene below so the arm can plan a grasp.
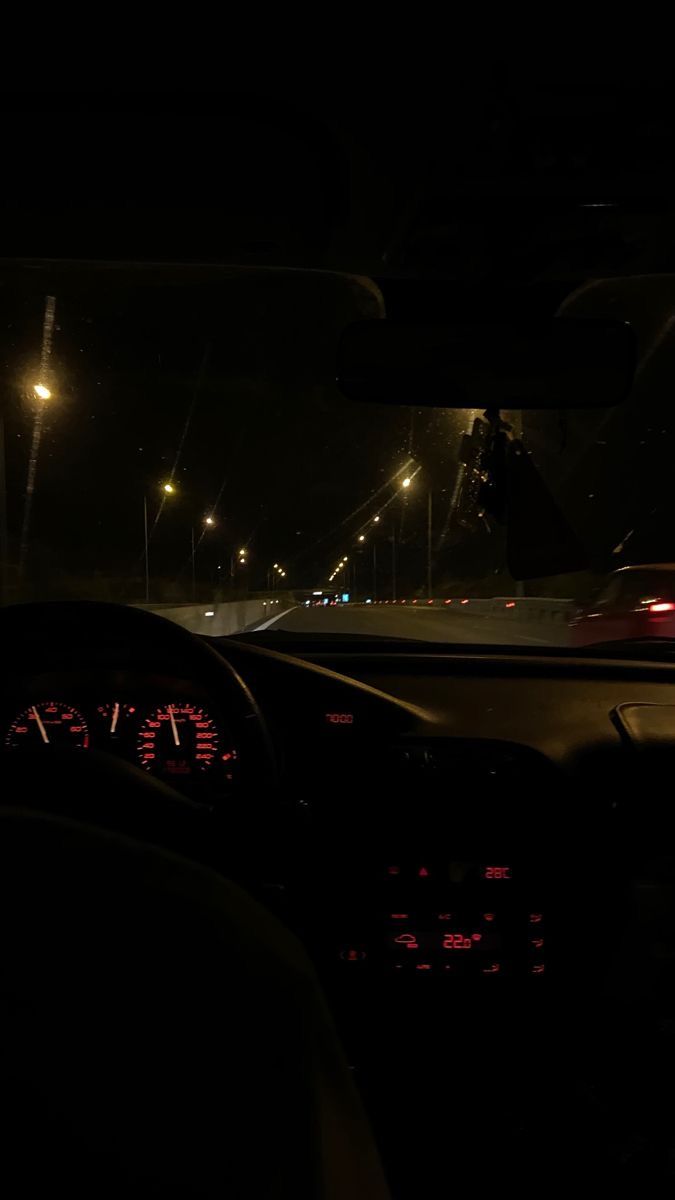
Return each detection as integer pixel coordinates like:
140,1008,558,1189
336,859,548,980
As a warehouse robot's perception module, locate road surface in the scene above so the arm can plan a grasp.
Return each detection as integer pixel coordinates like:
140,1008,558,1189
255,602,571,646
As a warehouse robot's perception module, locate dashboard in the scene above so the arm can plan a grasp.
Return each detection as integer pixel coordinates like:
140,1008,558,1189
1,688,239,799
4,607,675,1185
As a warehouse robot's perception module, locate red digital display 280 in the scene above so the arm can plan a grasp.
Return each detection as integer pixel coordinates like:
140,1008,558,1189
482,866,512,880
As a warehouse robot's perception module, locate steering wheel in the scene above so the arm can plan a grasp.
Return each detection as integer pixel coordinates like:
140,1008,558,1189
0,602,277,866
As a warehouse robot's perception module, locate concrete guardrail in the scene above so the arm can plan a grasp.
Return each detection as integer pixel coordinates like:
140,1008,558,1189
139,598,292,637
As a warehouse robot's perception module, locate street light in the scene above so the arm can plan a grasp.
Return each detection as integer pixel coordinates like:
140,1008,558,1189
33,383,51,401
204,515,215,527
358,534,365,542
373,515,380,523
162,482,175,495
401,476,411,489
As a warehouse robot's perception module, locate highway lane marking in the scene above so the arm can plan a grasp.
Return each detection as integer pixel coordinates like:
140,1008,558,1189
253,605,298,631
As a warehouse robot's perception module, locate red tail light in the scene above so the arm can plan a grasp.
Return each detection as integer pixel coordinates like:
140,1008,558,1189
649,602,675,613
505,601,516,609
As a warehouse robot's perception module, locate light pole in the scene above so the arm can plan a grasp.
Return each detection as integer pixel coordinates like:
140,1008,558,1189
144,482,176,604
18,381,53,578
391,476,411,601
192,515,215,601
0,407,8,605
427,488,433,599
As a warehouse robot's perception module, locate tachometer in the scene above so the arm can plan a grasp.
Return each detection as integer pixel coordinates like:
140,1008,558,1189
5,702,89,750
136,702,219,777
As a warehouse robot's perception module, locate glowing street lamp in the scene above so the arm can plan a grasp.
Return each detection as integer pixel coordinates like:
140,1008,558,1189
33,383,51,401
401,476,411,489
162,482,175,495
358,534,365,542
373,515,380,523
204,515,215,527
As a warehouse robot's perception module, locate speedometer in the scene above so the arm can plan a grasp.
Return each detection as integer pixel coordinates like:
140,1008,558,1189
5,702,89,750
136,703,219,777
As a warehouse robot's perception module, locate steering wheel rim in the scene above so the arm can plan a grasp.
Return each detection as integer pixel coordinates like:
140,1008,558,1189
0,601,277,862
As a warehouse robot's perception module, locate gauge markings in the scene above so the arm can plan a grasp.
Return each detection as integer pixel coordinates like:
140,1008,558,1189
5,702,89,750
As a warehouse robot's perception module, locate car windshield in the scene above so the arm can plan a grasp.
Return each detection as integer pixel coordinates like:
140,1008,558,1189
1,262,674,652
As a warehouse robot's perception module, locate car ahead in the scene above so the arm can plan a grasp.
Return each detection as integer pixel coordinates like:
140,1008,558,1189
569,565,675,646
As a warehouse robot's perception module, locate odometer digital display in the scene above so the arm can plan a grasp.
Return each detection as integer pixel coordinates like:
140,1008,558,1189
136,702,219,777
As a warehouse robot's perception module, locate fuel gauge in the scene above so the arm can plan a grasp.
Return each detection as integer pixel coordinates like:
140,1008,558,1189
96,702,137,747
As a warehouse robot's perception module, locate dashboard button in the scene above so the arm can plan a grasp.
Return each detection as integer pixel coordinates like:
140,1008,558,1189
339,948,367,962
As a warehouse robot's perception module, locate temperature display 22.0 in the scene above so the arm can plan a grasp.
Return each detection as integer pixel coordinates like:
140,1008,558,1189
136,703,219,777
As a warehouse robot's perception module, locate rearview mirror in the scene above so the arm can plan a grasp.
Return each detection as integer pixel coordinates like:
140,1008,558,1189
337,318,635,409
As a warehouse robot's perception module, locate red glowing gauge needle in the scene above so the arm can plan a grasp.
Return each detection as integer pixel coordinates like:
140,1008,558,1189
168,705,180,747
32,706,49,744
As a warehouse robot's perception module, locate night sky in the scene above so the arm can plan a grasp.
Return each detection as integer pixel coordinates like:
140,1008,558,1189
0,265,469,600
5,85,675,600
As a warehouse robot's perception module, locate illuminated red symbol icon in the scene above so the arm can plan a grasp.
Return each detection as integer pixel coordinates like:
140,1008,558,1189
418,867,430,878
531,963,546,975
340,949,366,962
437,913,453,921
482,963,501,974
471,933,482,941
529,913,543,924
393,933,419,949
221,752,234,762
483,913,495,922
387,866,401,876
390,913,410,920
530,938,544,950
416,962,432,970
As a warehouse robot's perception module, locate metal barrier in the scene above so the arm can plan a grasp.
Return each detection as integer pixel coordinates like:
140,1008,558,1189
362,596,574,625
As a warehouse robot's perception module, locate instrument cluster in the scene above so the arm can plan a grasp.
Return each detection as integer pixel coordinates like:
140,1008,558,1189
3,698,238,796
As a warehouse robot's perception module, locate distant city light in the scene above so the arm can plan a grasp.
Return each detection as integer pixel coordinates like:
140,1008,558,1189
373,515,380,523
358,535,365,542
